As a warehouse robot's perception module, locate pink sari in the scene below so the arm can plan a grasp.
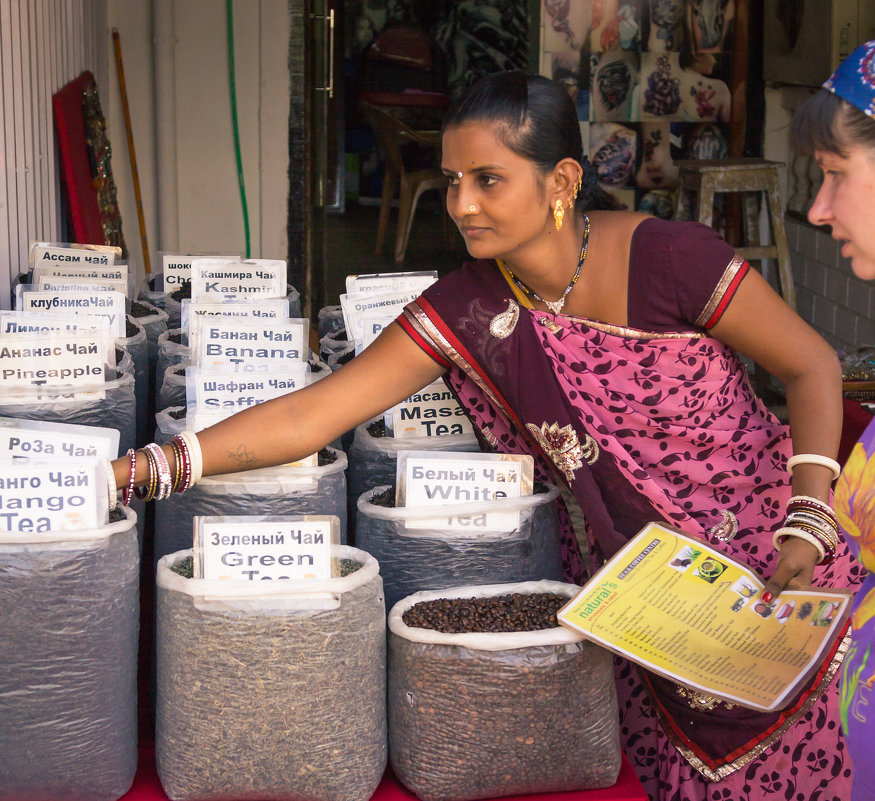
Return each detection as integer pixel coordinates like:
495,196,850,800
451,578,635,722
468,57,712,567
399,255,862,801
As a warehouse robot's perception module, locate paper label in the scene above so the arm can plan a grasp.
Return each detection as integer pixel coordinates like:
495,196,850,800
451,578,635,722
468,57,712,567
385,381,473,438
0,461,104,532
397,451,533,531
162,253,242,289
0,418,120,460
192,320,308,369
194,516,337,580
0,311,109,336
29,242,119,268
33,264,128,283
345,271,437,295
37,276,128,294
0,331,107,402
182,298,290,333
190,258,286,301
17,288,127,338
340,287,425,345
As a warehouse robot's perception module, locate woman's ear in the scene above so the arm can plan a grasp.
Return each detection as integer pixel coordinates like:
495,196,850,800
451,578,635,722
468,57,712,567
549,157,583,204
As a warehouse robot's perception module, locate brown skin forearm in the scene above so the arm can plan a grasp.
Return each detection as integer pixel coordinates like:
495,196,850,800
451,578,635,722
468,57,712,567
112,322,445,490
710,267,843,592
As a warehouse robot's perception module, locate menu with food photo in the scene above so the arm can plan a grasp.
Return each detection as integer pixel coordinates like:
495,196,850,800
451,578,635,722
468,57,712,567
558,522,851,712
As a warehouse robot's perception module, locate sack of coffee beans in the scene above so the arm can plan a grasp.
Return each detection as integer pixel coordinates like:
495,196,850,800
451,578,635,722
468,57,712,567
0,507,139,801
155,545,386,801
357,484,565,610
388,582,622,801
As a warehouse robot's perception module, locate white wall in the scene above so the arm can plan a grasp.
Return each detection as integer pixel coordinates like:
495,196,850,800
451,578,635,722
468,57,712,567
0,0,108,305
105,0,290,287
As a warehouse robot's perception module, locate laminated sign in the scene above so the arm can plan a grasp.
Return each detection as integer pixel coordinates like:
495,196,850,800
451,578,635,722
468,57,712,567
558,523,853,712
384,380,473,438
396,450,534,532
0,331,110,403
0,459,108,533
193,515,338,581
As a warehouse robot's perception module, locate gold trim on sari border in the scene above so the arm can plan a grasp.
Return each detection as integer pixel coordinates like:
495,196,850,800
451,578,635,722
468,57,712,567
694,254,746,329
654,628,851,782
497,260,535,308
403,303,516,428
561,317,707,340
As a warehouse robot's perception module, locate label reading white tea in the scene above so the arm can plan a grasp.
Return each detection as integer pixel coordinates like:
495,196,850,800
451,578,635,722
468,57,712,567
397,451,533,532
195,517,336,580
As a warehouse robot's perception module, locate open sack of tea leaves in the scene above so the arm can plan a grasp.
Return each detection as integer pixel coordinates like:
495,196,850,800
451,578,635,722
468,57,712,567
154,544,386,801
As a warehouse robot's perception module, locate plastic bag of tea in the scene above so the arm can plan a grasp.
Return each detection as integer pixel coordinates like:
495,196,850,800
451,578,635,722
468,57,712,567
357,484,564,610
388,581,622,801
0,507,139,801
0,365,136,456
156,544,386,801
155,328,189,402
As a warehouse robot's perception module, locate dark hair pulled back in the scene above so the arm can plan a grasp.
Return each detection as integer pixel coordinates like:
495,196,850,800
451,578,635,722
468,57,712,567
442,70,620,211
791,89,875,157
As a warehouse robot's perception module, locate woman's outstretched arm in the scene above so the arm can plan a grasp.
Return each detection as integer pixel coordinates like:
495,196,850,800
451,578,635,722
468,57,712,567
112,321,446,490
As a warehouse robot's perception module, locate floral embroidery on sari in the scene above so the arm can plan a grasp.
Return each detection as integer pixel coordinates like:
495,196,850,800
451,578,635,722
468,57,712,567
525,421,598,482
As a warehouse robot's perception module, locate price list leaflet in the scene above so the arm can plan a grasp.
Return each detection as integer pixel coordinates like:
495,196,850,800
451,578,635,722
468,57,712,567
558,523,851,712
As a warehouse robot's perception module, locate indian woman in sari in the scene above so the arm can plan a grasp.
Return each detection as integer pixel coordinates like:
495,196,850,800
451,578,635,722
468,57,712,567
115,70,862,800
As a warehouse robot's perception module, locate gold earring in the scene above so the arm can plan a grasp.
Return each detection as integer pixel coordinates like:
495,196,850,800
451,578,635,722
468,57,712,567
575,174,582,198
553,198,564,231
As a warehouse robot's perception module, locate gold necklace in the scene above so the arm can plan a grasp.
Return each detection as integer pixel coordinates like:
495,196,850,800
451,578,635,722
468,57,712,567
504,214,590,314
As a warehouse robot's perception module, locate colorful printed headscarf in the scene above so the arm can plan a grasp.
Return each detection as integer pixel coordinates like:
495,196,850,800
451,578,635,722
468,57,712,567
823,40,875,118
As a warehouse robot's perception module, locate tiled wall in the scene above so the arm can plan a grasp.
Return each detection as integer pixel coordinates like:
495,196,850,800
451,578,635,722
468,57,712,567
788,218,875,353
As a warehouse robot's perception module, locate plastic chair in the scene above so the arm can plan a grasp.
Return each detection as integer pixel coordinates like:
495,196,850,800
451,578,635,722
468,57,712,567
360,99,448,264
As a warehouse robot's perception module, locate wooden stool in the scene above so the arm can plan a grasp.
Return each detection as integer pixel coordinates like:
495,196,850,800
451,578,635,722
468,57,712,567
675,158,795,310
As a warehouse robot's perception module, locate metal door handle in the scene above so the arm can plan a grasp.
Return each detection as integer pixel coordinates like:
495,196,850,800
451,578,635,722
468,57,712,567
313,9,335,99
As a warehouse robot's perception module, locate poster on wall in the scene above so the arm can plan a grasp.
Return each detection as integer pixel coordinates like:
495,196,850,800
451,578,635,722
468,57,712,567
540,0,735,216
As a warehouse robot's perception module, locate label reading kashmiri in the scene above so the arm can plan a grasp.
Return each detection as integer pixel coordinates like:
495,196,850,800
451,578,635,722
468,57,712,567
190,258,286,301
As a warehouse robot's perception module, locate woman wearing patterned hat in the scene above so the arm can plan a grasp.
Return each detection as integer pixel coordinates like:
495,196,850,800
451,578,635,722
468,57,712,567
792,39,875,801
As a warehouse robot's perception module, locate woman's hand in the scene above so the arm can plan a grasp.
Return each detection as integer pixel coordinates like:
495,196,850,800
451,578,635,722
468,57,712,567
761,535,820,603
